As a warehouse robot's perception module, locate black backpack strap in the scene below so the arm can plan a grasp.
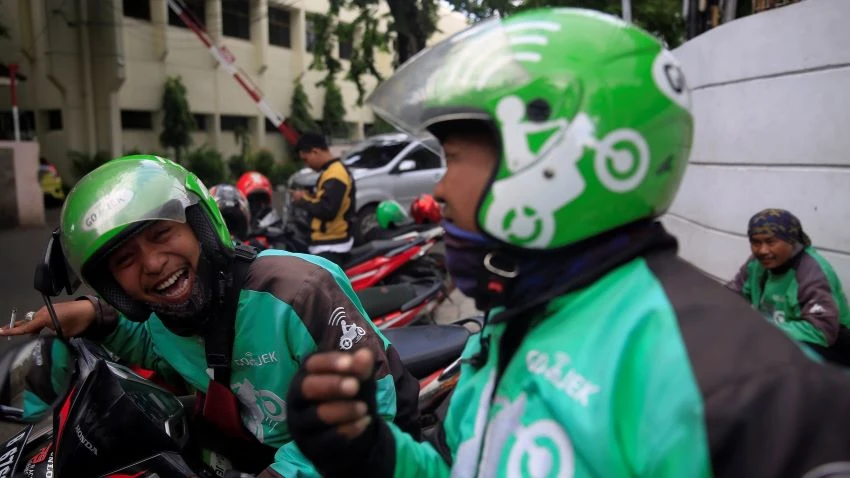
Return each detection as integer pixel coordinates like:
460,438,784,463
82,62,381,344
205,244,258,385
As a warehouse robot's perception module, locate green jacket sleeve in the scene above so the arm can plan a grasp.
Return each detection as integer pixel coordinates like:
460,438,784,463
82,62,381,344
101,315,181,382
390,422,451,478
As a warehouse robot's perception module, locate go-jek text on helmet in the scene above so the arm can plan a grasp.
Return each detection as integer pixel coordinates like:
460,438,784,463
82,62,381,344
367,8,693,252
60,155,232,321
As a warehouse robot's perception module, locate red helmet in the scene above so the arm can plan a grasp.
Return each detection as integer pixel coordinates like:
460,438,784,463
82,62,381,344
410,194,442,224
236,171,273,204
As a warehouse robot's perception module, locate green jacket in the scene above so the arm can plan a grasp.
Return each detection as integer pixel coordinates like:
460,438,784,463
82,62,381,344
727,247,850,347
367,244,850,477
99,250,418,477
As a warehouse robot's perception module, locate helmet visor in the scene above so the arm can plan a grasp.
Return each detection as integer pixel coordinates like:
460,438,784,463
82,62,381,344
366,18,531,139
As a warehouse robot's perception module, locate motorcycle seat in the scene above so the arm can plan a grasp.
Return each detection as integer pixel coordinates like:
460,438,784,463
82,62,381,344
356,278,443,318
344,238,414,269
384,324,470,380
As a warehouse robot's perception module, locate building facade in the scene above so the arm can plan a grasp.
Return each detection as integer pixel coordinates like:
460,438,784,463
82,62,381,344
0,0,468,182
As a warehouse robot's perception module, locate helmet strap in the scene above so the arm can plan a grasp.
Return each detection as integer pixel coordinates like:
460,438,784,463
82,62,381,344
475,250,519,311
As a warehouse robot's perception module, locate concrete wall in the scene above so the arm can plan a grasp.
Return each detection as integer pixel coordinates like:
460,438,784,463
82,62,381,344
0,141,45,228
662,0,850,296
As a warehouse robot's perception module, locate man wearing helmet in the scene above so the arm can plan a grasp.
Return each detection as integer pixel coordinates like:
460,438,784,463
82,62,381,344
210,184,252,242
283,8,850,478
1,156,419,477
291,132,356,266
236,171,280,230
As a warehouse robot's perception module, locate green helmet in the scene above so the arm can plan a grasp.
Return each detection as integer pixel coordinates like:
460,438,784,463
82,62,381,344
376,200,410,229
367,8,693,251
60,155,231,320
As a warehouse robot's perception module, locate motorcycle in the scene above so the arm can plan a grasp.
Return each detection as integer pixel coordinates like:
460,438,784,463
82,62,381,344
244,197,448,293
0,315,478,477
0,229,476,477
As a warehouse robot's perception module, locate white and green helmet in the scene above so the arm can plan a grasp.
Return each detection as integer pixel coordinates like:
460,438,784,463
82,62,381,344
367,8,693,250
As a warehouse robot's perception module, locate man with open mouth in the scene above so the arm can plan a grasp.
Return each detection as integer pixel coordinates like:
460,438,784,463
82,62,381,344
0,155,419,478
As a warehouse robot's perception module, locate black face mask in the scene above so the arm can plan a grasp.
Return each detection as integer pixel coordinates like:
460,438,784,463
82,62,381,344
147,249,216,337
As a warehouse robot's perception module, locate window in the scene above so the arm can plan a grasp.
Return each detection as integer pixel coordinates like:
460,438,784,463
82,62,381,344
193,114,207,131
342,141,409,170
0,111,36,140
338,23,353,60
399,147,442,171
268,6,291,48
168,0,205,28
222,0,250,40
305,14,320,53
220,115,251,132
123,0,151,21
46,110,63,131
265,119,281,133
121,110,154,130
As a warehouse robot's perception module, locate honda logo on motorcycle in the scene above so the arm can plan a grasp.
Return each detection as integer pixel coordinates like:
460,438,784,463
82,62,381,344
75,425,98,456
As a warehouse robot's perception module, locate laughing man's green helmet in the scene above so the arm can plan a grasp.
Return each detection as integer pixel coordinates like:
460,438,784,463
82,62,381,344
60,155,231,320
367,8,694,251
376,200,410,229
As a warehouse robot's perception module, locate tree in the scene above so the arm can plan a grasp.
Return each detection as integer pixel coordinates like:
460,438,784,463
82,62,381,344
448,0,685,48
315,0,685,105
233,124,251,161
159,76,196,164
311,0,439,105
321,75,349,139
289,74,320,134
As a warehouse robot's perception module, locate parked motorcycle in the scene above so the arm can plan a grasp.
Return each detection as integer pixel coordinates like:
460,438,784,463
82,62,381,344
0,313,477,477
0,229,476,477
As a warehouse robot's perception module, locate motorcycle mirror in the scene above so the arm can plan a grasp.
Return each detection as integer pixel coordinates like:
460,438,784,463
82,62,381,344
0,336,75,423
34,228,81,298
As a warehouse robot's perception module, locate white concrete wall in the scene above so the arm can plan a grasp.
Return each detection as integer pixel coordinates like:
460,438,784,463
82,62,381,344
662,0,850,296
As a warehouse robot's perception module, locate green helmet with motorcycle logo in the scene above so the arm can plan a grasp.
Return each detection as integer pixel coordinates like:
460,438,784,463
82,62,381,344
59,155,232,320
367,8,693,250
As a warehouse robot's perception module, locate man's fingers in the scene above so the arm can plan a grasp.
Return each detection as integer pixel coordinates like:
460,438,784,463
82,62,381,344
336,416,372,440
0,318,47,336
315,401,368,426
301,374,360,401
304,350,375,377
350,349,375,381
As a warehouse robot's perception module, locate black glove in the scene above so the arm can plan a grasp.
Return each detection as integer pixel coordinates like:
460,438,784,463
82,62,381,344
285,355,396,478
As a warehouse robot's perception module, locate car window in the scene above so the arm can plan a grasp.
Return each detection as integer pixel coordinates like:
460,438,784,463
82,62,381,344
342,141,409,169
401,147,442,171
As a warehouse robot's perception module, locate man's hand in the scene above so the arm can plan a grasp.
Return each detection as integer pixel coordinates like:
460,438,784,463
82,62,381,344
0,300,97,337
287,349,392,476
290,189,306,202
288,348,375,438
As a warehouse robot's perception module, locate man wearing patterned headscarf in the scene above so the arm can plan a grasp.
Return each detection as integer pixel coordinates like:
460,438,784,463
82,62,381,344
727,208,850,357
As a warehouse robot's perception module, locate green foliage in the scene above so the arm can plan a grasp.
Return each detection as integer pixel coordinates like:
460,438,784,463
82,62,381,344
447,0,685,47
289,75,320,134
233,124,251,161
228,154,249,180
124,147,167,157
269,161,304,187
314,0,436,105
159,76,196,163
250,149,275,177
320,75,349,139
371,116,398,135
68,150,112,180
185,145,226,187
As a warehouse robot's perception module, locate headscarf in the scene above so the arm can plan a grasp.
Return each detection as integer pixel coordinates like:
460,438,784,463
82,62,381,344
747,208,812,247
